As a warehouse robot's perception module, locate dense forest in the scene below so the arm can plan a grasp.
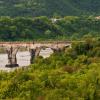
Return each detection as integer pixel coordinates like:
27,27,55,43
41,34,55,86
0,0,100,17
0,39,100,99
0,16,100,41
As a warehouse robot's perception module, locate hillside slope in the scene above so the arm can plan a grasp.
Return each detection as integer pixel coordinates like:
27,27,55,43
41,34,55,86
0,0,100,17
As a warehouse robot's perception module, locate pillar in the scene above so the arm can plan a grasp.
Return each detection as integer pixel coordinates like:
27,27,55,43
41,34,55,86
5,46,19,67
30,47,41,64
30,49,35,64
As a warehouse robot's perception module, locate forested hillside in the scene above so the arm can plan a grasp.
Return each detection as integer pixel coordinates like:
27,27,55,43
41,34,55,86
0,16,100,41
0,0,100,17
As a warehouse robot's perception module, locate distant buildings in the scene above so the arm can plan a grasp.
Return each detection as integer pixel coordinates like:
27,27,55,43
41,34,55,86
51,18,62,23
96,16,100,19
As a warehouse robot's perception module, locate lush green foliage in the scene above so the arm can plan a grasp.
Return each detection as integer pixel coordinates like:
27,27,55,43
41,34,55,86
0,39,100,99
0,0,100,17
0,16,61,41
0,16,100,41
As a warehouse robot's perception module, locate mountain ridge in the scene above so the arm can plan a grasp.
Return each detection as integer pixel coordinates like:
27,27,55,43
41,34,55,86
0,0,100,17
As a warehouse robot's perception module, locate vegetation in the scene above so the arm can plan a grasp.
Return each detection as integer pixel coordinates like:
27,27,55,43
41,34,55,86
0,0,100,99
0,16,100,41
0,0,100,17
0,39,100,99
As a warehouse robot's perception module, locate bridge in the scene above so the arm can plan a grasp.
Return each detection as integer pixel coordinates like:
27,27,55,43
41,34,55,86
0,41,72,67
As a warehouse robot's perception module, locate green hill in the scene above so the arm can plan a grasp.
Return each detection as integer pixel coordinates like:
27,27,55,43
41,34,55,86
0,0,100,17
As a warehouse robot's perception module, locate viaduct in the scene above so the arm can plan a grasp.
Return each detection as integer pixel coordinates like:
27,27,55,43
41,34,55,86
0,41,72,67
